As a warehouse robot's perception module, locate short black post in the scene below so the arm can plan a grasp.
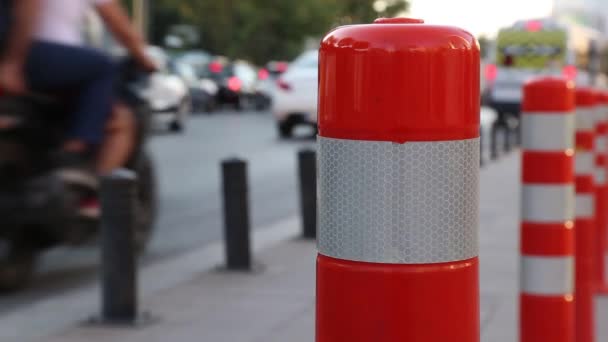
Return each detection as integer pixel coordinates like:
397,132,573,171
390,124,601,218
503,116,514,153
490,120,500,160
479,128,484,167
298,149,317,239
100,169,138,324
221,159,251,270
514,118,522,146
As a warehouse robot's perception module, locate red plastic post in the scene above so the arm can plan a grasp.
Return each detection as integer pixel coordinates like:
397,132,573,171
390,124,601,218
316,18,480,342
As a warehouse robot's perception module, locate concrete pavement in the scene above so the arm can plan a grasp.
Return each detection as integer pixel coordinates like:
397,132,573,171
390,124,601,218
37,150,522,342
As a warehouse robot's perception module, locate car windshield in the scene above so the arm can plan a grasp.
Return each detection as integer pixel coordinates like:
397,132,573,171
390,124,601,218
172,62,198,83
177,51,213,78
291,51,318,69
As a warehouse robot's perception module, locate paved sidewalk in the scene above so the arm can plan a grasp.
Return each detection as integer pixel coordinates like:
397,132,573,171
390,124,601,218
41,152,522,342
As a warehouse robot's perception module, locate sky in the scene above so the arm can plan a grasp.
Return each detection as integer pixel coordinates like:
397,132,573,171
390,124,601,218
408,0,555,37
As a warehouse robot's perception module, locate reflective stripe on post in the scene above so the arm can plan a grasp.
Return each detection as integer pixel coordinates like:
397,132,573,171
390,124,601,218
575,87,597,342
316,18,480,342
520,77,575,342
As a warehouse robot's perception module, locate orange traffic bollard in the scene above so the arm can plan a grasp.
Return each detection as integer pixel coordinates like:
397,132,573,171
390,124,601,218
595,91,608,342
316,18,480,342
575,87,598,342
595,90,608,292
519,77,575,342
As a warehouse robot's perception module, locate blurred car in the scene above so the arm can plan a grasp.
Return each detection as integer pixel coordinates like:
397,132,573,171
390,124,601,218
206,58,270,111
177,50,213,75
484,18,603,117
254,67,274,110
255,61,289,107
266,61,289,78
272,50,318,138
171,58,219,113
145,46,191,132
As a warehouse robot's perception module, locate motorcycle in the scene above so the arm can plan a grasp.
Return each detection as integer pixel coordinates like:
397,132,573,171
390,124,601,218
0,57,158,291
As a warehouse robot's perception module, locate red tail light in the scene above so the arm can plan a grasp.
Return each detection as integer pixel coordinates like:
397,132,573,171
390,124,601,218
276,62,288,73
258,68,269,80
503,55,515,67
562,65,577,81
209,61,223,74
276,78,292,91
484,63,498,83
525,20,543,32
227,76,242,92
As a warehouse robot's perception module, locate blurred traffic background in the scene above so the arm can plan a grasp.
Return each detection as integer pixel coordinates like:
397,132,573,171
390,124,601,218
0,0,607,339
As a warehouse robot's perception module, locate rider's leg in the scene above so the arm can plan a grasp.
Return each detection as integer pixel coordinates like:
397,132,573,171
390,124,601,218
97,102,136,175
24,41,116,157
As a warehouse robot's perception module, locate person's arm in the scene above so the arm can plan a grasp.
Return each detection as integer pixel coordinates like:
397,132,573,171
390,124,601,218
2,0,39,65
95,1,156,71
0,0,41,93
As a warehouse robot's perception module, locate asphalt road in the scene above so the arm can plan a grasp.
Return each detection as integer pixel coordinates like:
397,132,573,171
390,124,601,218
148,110,316,257
0,110,315,311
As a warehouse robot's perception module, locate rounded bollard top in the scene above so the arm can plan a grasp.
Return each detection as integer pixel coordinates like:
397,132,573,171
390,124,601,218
318,18,480,143
522,77,575,112
576,87,598,107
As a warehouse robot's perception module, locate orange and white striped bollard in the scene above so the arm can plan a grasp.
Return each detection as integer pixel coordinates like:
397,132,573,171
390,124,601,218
595,90,608,291
595,91,608,342
520,77,575,342
575,87,598,342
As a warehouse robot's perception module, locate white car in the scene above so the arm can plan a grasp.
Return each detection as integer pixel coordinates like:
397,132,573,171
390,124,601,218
272,50,318,138
145,46,191,132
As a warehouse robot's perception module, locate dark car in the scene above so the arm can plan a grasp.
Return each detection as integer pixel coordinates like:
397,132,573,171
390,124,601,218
173,50,221,113
170,58,218,113
205,58,270,111
266,61,289,78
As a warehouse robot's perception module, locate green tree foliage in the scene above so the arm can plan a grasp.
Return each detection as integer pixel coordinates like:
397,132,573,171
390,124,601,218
122,0,409,64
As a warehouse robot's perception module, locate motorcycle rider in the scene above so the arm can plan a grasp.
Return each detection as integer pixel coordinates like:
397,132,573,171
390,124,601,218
0,0,156,216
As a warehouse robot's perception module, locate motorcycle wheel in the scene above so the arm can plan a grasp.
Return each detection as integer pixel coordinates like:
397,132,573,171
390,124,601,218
133,152,158,253
0,239,37,292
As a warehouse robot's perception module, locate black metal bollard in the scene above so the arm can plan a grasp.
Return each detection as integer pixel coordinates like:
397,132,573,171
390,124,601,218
490,120,500,160
100,169,138,324
504,123,512,153
298,149,317,239
479,128,484,167
221,159,252,270
513,117,522,147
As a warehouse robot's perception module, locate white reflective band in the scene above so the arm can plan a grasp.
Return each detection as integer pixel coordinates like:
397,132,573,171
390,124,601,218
576,152,594,174
577,108,596,130
521,256,573,295
317,136,479,264
596,136,607,153
597,167,607,185
593,108,603,125
522,113,574,151
521,185,575,222
576,194,594,218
